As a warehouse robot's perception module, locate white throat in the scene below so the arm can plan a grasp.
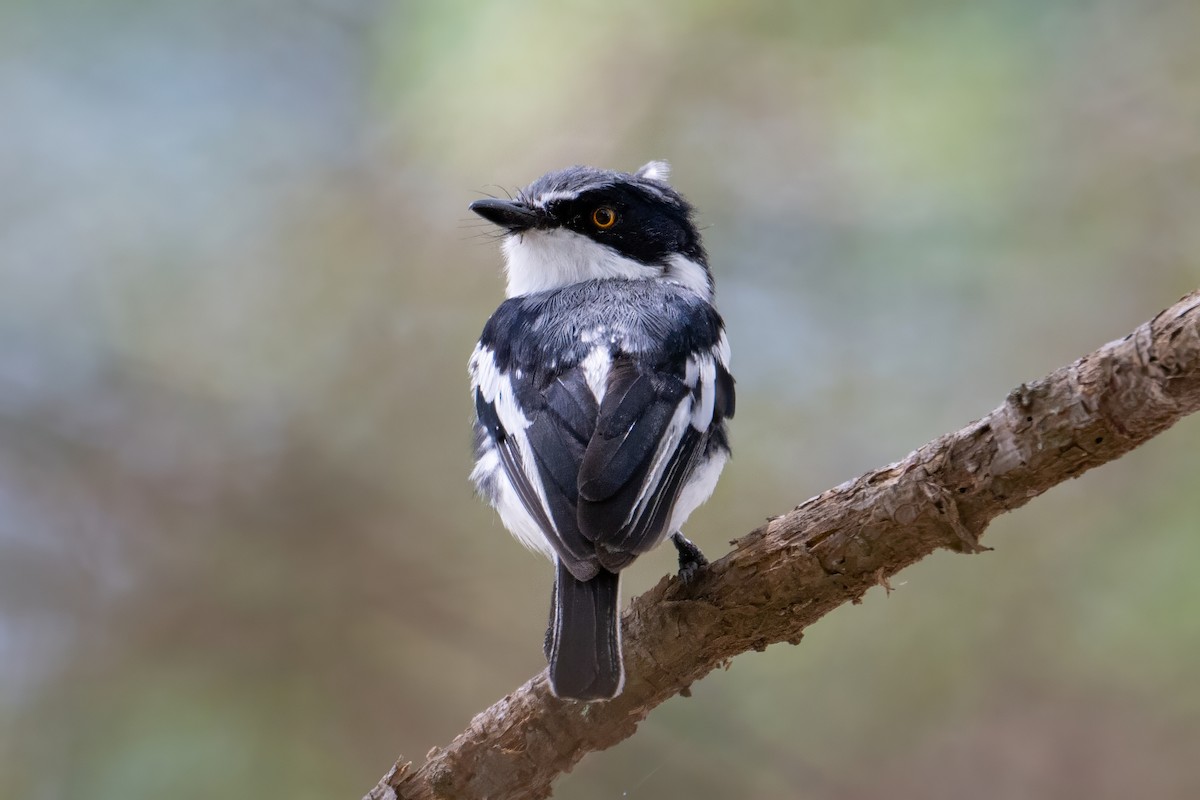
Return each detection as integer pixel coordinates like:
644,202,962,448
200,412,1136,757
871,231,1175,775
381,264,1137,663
501,228,712,300
502,229,658,297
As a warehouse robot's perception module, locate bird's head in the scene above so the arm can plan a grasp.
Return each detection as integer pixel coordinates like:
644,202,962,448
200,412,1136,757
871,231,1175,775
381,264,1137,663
469,162,711,299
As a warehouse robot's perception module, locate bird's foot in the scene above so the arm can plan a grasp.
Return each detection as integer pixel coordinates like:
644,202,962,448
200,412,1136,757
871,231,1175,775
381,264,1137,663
671,532,708,584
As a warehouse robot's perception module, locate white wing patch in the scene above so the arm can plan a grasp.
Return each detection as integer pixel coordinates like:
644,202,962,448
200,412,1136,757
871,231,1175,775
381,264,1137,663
470,344,530,434
684,351,719,431
668,338,731,535
693,356,716,431
714,330,731,368
470,343,558,559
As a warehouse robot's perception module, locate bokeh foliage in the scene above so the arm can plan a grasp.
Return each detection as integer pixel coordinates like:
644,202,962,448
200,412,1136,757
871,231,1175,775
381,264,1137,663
2,1,1199,798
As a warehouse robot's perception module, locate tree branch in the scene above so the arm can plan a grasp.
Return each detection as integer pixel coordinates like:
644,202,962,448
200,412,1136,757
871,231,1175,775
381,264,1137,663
368,289,1200,800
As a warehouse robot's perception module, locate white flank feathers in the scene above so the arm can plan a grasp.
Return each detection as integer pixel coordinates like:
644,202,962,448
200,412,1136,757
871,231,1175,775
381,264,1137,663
667,450,728,535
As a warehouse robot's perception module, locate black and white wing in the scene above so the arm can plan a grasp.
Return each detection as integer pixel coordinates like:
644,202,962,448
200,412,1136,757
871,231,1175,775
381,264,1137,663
575,347,733,572
470,343,602,580
470,295,734,581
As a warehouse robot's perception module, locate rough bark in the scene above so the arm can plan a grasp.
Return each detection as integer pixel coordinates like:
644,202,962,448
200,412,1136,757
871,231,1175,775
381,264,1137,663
367,289,1200,800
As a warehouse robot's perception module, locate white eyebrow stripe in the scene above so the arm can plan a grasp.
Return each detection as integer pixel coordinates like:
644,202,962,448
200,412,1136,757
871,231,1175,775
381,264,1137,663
531,190,580,207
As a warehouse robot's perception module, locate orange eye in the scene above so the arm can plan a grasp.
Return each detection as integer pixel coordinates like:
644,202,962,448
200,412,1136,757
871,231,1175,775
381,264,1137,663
592,206,617,229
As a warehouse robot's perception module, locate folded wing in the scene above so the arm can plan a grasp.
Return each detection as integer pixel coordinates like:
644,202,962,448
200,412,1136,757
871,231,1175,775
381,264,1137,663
473,338,733,581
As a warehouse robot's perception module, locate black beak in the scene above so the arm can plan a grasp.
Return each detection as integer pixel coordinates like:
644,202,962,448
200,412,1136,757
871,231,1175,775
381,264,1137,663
469,198,540,232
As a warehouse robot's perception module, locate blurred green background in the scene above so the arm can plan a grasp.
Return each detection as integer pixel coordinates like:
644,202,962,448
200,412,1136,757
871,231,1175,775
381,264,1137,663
2,1,1199,798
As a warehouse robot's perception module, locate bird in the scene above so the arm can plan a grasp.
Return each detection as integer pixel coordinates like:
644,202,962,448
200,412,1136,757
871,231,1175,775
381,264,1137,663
467,161,734,700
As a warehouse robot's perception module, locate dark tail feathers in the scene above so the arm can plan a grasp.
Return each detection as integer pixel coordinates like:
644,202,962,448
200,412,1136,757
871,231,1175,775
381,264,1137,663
548,561,623,700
